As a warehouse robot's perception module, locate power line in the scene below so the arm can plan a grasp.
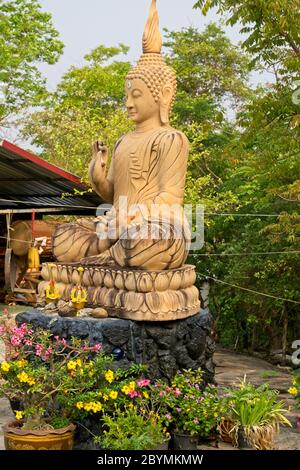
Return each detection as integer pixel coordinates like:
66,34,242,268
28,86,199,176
192,251,300,257
0,198,298,217
197,272,300,305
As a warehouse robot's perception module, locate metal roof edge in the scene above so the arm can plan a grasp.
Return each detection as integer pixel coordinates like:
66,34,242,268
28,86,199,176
1,140,85,187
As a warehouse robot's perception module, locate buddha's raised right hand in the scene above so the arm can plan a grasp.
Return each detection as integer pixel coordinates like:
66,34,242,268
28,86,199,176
89,140,109,185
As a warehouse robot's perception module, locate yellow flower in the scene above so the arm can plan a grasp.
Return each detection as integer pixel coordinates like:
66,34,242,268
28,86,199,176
16,359,28,368
17,371,29,383
129,381,135,390
1,362,11,372
288,386,298,395
143,391,149,399
103,394,109,402
88,370,95,378
105,370,114,384
27,377,35,386
122,385,130,395
109,391,118,400
15,411,24,420
76,402,84,410
67,360,77,371
76,359,82,367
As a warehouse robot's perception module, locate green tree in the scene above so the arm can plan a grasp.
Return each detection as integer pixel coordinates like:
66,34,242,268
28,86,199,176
0,0,64,126
193,0,300,353
193,0,300,73
23,44,132,179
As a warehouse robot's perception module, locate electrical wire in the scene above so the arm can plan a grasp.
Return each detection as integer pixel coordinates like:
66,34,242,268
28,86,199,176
197,272,300,305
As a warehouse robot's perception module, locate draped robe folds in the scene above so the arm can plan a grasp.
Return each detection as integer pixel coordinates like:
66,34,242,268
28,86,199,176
53,127,191,270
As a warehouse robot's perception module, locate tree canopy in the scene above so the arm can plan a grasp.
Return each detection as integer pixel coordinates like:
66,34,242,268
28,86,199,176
0,0,63,125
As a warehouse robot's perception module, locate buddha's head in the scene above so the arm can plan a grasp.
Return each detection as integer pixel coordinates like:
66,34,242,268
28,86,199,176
126,0,177,126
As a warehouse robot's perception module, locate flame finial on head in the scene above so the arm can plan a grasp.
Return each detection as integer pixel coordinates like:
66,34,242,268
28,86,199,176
142,0,162,54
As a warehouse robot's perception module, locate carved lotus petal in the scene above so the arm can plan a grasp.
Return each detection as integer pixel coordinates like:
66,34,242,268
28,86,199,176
137,272,153,292
145,292,161,314
115,271,125,290
87,286,94,304
51,264,58,282
61,266,69,284
57,282,66,298
82,269,92,287
153,272,169,291
124,272,136,291
115,290,125,308
103,271,114,289
165,291,179,313
38,281,47,297
185,286,199,308
93,269,103,287
174,290,185,306
124,291,144,312
169,271,182,290
41,264,50,281
105,288,117,307
67,266,74,284
71,269,80,285
181,267,196,288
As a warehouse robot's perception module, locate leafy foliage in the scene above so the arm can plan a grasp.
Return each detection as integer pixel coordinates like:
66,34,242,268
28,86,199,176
0,0,63,125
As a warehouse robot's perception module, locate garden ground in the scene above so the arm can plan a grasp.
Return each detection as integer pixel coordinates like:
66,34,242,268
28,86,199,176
0,310,299,450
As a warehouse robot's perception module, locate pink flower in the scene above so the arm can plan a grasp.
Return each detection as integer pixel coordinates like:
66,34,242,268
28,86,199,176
35,344,43,357
174,388,181,396
92,343,102,352
128,390,139,398
159,390,166,397
137,379,151,387
54,336,59,341
24,339,33,346
11,335,21,346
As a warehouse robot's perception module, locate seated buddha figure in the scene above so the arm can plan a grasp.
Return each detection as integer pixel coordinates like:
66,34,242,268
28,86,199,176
53,0,191,271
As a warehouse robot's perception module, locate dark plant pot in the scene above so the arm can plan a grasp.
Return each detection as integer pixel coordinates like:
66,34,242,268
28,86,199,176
237,427,252,449
154,437,171,451
172,432,198,450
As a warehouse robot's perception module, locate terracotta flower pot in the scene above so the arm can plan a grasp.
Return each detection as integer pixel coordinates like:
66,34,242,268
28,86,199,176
2,421,75,450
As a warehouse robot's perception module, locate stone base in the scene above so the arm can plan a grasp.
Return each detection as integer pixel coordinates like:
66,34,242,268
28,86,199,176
16,309,215,383
39,263,200,321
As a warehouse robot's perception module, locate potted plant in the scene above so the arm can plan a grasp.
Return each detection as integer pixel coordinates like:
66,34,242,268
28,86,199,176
153,369,224,450
222,377,291,450
63,370,170,450
96,406,167,450
0,313,111,450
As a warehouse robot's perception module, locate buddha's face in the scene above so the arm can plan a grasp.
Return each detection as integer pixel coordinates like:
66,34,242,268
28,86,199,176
125,78,160,124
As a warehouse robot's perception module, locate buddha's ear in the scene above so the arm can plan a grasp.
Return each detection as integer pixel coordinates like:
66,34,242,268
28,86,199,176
160,84,173,125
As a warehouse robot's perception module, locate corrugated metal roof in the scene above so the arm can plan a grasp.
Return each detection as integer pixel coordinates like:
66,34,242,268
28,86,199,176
0,140,102,214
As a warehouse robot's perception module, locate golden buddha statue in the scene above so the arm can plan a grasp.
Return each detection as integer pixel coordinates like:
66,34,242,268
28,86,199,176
53,0,190,271
44,0,200,321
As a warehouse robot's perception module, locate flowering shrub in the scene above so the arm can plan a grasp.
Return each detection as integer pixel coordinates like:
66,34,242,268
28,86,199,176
148,369,224,437
0,312,112,430
98,406,166,450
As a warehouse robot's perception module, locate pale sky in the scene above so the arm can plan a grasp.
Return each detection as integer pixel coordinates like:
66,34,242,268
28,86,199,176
4,0,273,145
38,0,266,90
